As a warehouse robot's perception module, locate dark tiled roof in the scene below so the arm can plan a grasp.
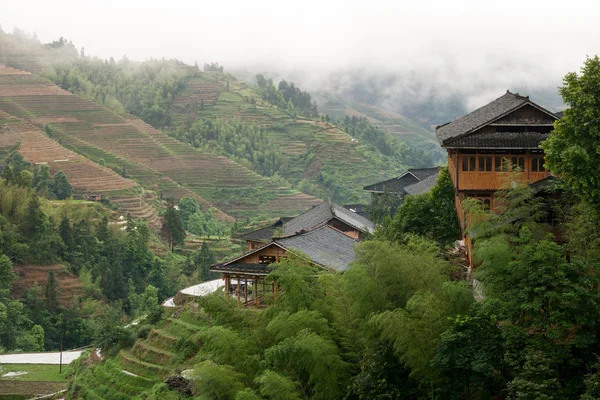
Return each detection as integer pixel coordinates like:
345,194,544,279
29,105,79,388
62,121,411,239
243,225,278,242
530,175,559,192
283,202,374,236
342,204,368,218
436,91,557,145
242,218,290,242
555,110,565,118
343,204,366,213
363,174,419,193
211,262,271,274
409,167,440,180
444,131,549,149
363,168,439,194
404,172,439,195
276,225,357,272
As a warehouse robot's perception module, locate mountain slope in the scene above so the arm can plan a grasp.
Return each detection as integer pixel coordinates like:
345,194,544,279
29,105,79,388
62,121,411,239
0,65,321,221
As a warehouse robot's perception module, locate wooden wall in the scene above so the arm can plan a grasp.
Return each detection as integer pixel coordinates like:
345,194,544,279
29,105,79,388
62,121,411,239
238,244,287,264
449,151,549,191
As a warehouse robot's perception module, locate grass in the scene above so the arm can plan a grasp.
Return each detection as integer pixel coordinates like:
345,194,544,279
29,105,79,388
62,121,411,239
0,364,67,382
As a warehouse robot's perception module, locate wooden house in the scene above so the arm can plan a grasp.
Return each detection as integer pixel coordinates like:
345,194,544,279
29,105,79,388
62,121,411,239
211,225,357,306
242,201,374,251
282,201,374,240
435,91,560,262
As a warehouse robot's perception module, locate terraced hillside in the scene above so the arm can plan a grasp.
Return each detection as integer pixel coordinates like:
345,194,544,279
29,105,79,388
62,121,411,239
71,304,210,399
11,264,84,306
314,93,446,163
0,65,321,220
172,76,411,201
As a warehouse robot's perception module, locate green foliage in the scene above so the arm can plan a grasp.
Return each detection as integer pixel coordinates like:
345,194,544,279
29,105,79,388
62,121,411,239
46,58,188,127
542,56,600,211
161,199,186,252
256,370,302,400
51,170,72,200
377,168,460,247
191,360,246,400
265,329,349,400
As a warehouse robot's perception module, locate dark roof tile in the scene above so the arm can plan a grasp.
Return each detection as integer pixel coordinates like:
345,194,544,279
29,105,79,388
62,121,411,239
404,172,439,195
445,131,548,149
436,91,557,145
283,202,374,236
211,263,272,274
276,225,357,272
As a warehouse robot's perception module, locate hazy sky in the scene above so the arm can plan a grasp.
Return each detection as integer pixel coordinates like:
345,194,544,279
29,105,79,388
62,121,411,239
3,0,600,108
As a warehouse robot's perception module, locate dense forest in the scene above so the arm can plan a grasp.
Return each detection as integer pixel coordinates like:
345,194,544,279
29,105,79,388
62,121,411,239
0,151,219,354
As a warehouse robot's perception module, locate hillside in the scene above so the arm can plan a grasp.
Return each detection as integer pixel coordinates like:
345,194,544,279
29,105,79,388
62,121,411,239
0,29,447,213
313,92,446,164
167,71,426,202
0,65,322,222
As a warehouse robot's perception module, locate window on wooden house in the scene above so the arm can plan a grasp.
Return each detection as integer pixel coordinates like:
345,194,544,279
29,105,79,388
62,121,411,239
469,156,476,171
258,255,277,264
462,157,468,171
479,156,492,172
511,157,525,171
532,157,546,172
483,199,491,210
532,158,538,172
496,157,510,172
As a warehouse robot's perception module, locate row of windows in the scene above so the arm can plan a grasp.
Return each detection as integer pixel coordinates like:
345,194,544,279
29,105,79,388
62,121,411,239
461,156,546,172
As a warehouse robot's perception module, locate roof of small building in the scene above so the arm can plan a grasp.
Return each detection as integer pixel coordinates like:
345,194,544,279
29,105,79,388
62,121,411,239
275,225,357,272
242,217,292,242
282,201,374,236
212,262,272,275
363,168,439,194
444,131,549,149
436,91,558,145
403,171,440,195
213,225,358,274
243,225,279,242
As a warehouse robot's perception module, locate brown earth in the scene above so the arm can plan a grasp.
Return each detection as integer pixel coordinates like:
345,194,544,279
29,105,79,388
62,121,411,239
12,264,85,306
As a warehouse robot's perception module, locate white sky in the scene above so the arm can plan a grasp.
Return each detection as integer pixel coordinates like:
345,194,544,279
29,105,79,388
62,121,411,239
3,0,600,107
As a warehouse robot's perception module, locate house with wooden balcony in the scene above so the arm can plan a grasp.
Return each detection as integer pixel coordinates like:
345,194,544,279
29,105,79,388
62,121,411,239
213,201,373,305
211,224,358,306
436,90,559,262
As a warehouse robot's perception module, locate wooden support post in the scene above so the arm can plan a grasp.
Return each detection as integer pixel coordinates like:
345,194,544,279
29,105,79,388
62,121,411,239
237,277,241,303
224,274,230,298
244,278,248,305
255,278,260,307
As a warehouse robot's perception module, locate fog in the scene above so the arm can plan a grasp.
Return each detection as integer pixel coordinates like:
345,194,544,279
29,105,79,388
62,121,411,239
3,0,600,118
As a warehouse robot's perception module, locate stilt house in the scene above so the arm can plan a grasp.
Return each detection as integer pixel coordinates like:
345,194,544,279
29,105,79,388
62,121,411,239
212,201,373,306
435,90,560,263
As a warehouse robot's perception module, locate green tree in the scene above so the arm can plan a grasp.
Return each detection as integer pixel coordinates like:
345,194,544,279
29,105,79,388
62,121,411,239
33,164,52,193
45,270,60,313
16,170,33,188
542,56,600,210
30,324,45,351
161,199,185,252
51,171,72,200
191,360,245,400
378,168,460,248
1,165,13,184
256,370,302,400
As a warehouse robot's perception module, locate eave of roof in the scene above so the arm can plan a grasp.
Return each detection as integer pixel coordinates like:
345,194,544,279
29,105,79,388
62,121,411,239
436,91,558,146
